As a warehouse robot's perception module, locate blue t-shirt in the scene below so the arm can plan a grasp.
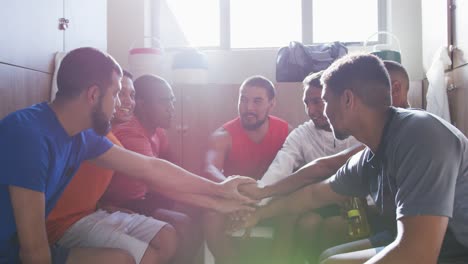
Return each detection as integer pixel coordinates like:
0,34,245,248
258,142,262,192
330,107,468,252
0,102,113,263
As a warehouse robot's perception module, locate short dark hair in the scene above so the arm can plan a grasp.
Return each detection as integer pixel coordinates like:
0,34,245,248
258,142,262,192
133,74,171,101
122,69,133,80
240,75,276,100
56,47,122,99
321,53,391,109
303,71,324,90
383,60,409,90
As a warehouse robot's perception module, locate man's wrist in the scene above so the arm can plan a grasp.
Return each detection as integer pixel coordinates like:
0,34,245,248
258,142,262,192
260,184,274,198
255,180,269,199
20,246,51,264
212,181,225,198
205,195,219,211
256,204,269,222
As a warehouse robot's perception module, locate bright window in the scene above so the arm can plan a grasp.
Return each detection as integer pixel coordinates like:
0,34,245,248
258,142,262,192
157,0,386,48
161,0,220,47
312,0,379,43
230,0,302,48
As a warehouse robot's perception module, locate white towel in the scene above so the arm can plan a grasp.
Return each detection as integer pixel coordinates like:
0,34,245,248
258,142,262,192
50,52,68,102
426,47,451,123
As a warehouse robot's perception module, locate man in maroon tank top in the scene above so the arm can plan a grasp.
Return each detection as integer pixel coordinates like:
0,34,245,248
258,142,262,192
203,76,290,264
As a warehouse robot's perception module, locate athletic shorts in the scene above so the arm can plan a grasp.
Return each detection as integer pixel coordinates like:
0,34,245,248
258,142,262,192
57,209,167,264
368,230,394,247
118,192,175,215
313,204,342,218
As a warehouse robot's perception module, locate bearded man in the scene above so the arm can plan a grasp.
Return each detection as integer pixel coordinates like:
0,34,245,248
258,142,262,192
202,75,290,264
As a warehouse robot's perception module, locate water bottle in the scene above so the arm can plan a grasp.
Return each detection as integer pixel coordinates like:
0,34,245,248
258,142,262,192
345,197,371,240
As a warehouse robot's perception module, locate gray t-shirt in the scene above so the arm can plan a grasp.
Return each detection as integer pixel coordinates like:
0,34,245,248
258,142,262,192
330,107,468,249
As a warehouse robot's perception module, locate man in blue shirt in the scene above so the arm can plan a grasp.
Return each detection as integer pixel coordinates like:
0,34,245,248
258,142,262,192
0,47,255,264
236,54,468,263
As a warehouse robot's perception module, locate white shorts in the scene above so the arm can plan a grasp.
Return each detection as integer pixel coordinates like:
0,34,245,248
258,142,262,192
57,209,168,264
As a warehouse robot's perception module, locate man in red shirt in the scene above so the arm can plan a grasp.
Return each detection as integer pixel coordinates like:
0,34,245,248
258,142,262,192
101,74,201,264
203,76,290,264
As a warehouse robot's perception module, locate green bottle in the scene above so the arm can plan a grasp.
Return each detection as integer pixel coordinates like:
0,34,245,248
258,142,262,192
346,197,371,240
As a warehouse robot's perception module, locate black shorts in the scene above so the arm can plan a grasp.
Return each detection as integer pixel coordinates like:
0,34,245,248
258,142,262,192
368,230,394,247
313,204,342,218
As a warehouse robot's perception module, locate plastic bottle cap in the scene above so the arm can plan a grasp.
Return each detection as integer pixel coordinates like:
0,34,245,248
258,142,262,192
347,209,361,218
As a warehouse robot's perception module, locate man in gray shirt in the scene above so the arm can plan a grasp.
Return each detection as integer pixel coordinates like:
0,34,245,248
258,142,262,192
236,54,468,263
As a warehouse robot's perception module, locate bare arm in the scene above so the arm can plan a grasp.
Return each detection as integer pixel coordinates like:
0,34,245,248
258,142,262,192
92,145,255,203
156,189,254,214
204,128,231,182
260,144,364,198
366,216,448,264
242,179,348,228
9,186,50,264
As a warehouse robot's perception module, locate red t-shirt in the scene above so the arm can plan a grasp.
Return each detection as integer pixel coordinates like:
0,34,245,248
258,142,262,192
101,116,170,205
46,132,122,244
223,116,289,180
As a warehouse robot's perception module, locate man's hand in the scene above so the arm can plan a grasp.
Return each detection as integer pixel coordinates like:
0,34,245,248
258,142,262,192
238,181,267,200
212,197,256,214
225,209,261,234
218,175,258,204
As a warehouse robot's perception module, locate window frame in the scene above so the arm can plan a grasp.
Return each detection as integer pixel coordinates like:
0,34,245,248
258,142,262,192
155,0,388,50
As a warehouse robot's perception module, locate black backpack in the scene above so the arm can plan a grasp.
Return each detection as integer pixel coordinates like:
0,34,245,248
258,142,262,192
276,41,348,82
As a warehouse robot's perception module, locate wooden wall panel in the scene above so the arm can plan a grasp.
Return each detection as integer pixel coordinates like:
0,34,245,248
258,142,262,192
0,64,52,119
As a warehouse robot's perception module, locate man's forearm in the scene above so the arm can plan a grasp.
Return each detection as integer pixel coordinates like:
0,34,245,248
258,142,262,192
157,189,219,210
9,186,51,264
148,158,223,197
257,185,318,221
19,246,51,264
262,145,363,198
366,216,446,264
157,189,251,214
262,160,329,198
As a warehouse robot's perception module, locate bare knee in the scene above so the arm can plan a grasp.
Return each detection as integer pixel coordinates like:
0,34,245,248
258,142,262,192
153,208,192,233
67,248,135,264
112,249,136,264
202,211,232,257
202,211,226,235
147,224,178,263
157,224,178,261
171,212,192,235
297,212,323,235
